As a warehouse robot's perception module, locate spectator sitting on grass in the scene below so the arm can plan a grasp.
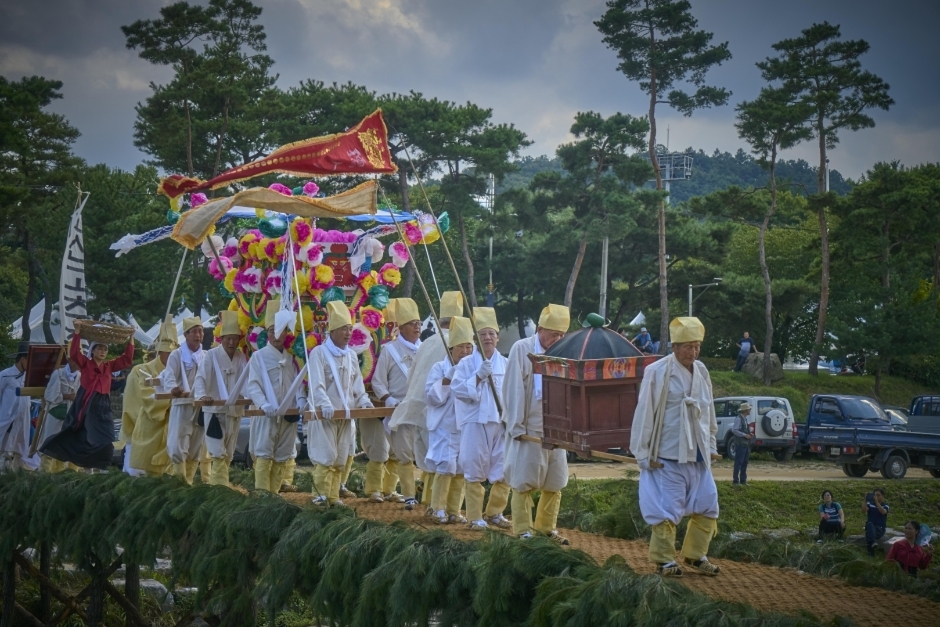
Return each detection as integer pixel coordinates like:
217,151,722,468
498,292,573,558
886,520,934,577
817,489,845,542
863,488,890,557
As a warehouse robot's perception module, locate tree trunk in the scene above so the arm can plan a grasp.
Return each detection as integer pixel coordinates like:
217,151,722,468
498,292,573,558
517,290,526,339
808,121,828,375
933,241,940,289
42,280,55,344
456,212,477,307
564,231,589,309
211,97,231,179
1,558,14,627
610,297,630,331
87,560,106,627
759,149,778,386
39,543,51,623
124,559,140,627
20,230,37,343
647,76,668,353
398,169,415,298
874,364,883,399
185,99,194,177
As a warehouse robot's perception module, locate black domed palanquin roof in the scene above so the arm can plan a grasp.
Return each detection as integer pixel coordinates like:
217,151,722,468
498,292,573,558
545,326,642,360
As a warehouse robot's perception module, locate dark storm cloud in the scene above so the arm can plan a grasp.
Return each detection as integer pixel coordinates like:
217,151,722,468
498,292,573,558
1,0,937,178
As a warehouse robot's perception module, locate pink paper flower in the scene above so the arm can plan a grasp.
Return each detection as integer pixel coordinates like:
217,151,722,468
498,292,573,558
291,219,313,245
234,267,263,294
268,183,293,196
208,255,233,280
349,323,371,354
378,263,401,288
222,237,239,258
359,306,384,331
298,243,324,266
303,181,320,197
309,264,335,290
403,222,423,245
190,193,208,208
264,270,283,296
390,241,409,268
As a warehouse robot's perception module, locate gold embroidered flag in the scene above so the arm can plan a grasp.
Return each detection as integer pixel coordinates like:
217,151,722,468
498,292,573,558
157,109,397,200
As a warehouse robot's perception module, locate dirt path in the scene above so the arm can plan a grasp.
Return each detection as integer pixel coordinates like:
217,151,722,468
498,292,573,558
282,493,940,627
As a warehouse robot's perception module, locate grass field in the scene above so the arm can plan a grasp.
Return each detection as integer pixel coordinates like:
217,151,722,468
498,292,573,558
560,475,940,536
709,371,935,420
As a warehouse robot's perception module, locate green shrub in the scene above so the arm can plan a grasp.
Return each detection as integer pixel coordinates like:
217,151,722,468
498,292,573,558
891,354,940,392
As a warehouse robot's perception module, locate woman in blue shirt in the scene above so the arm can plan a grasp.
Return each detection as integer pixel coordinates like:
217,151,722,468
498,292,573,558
817,489,845,541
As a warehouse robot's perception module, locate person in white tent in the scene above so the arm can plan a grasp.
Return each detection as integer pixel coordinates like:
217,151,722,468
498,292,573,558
246,299,300,493
503,304,570,544
162,317,207,484
195,310,248,487
631,316,721,578
305,301,373,505
390,291,463,512
375,298,424,507
425,316,473,524
451,307,511,530
39,359,81,472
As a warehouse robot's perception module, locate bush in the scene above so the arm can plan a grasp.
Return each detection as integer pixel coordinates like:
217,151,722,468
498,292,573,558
891,354,940,392
701,356,736,371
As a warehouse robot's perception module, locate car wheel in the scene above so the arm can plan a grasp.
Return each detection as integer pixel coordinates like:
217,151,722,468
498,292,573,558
773,449,794,462
842,463,869,478
566,450,578,463
761,414,787,437
879,455,907,480
726,435,737,460
929,469,940,479
245,452,253,470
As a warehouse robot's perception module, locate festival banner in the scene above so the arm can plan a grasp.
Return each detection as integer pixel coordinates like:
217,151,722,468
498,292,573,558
59,193,89,344
157,109,397,200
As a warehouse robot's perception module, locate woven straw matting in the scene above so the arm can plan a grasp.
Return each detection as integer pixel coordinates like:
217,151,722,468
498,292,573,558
74,319,135,344
280,493,940,627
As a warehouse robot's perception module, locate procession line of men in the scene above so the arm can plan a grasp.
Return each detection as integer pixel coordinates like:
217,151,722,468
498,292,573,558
8,293,730,575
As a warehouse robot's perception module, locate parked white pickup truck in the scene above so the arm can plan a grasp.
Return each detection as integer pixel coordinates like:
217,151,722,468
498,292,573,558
714,396,798,461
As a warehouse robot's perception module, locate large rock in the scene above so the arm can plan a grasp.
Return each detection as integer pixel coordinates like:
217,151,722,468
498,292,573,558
111,578,174,611
743,352,784,383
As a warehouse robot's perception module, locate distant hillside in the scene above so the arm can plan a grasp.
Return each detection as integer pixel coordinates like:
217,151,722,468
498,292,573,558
498,149,852,200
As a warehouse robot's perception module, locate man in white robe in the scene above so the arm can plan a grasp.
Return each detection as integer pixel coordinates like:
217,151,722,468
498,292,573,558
631,316,721,577
390,291,463,511
452,307,511,530
246,299,300,492
425,316,473,524
502,304,570,543
162,317,206,484
195,310,247,487
304,301,373,505
375,298,423,506
0,343,32,471
39,360,81,472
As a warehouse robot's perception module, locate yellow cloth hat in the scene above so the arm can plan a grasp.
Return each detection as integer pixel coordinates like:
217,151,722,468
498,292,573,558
448,316,474,348
385,299,399,324
395,298,420,325
219,311,241,337
183,317,203,333
156,315,179,352
473,307,498,332
264,299,280,329
439,291,463,318
538,304,569,333
669,317,705,343
327,301,353,331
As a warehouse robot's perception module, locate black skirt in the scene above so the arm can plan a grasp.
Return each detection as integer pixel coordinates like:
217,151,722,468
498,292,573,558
40,387,114,470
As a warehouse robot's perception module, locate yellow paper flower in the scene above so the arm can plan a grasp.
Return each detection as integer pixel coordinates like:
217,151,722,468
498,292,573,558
310,264,335,289
379,264,401,287
254,208,265,218
358,270,378,292
227,298,239,312
294,270,310,295
224,269,238,294
359,306,384,331
237,310,253,331
296,306,314,333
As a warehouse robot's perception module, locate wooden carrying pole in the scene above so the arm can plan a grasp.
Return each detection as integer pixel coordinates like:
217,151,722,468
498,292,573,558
381,163,503,413
516,434,643,466
27,345,67,456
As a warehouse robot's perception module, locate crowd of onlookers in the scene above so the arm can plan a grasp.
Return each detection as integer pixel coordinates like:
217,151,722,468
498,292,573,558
816,487,934,577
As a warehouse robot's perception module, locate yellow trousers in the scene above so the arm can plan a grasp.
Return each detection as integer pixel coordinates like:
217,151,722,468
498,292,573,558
342,455,354,484
533,490,561,534
649,515,718,564
383,458,400,495
209,458,230,486
398,462,416,499
422,471,436,505
365,461,385,494
485,481,511,517
39,455,69,473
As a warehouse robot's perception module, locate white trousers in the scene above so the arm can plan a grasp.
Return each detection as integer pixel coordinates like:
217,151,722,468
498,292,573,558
504,437,568,493
250,415,297,462
205,413,241,462
306,418,353,467
359,417,390,462
166,404,205,464
459,422,505,483
425,428,460,476
638,459,719,526
122,444,144,476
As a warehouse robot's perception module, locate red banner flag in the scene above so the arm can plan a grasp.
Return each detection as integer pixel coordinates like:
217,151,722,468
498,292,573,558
157,109,397,200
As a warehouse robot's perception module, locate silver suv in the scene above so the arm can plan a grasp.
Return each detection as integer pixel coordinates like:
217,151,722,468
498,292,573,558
714,396,798,461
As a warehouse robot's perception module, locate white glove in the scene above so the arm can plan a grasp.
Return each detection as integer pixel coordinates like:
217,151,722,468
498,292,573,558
477,359,493,379
445,365,457,380
296,397,308,411
384,396,400,408
383,416,392,435
320,405,335,420
261,403,277,416
362,401,374,409
637,457,652,471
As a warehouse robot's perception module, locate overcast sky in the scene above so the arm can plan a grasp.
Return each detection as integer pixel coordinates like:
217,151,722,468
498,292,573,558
1,0,937,180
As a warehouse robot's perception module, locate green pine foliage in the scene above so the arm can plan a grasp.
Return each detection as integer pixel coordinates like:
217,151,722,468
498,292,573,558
0,471,852,626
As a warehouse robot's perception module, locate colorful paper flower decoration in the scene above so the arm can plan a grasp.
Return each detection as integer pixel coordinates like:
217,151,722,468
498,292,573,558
349,323,372,355
390,241,409,268
378,263,401,287
268,183,293,196
359,306,384,331
403,222,423,245
309,264,335,290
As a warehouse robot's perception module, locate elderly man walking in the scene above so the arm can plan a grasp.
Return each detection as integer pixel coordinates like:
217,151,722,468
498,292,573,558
631,317,721,578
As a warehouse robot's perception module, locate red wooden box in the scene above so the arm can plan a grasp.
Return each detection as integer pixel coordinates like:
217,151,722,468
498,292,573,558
528,329,660,455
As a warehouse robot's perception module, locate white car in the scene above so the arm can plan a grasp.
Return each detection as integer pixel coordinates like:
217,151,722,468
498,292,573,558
714,396,798,461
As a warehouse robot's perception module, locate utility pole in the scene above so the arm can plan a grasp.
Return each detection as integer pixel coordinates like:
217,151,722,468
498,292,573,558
486,173,495,307
599,235,609,318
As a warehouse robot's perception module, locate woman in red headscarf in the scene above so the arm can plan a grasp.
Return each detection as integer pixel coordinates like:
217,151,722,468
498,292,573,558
41,332,134,469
